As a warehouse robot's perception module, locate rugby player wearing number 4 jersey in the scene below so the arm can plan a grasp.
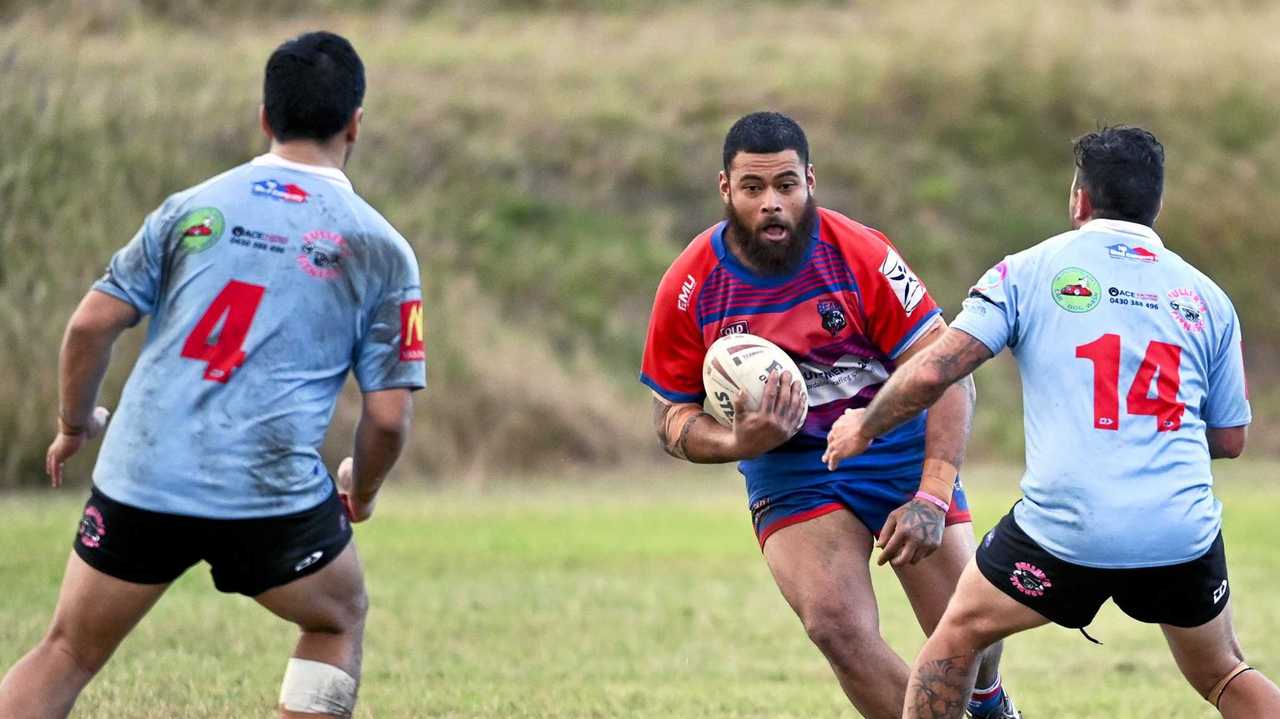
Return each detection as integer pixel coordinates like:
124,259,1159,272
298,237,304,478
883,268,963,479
826,126,1280,718
0,33,425,719
642,113,1017,719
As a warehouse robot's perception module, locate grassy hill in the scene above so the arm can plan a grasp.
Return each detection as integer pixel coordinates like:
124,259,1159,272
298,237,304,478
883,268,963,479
3,1,1279,486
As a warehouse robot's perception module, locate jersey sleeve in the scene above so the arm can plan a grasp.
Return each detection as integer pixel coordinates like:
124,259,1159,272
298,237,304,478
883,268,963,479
91,201,173,316
857,232,942,359
951,258,1018,355
1202,302,1251,428
640,266,707,404
354,239,427,393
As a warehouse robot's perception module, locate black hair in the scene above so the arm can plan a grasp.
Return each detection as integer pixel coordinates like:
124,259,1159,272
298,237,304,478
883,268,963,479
722,111,810,172
1073,126,1165,226
264,31,366,142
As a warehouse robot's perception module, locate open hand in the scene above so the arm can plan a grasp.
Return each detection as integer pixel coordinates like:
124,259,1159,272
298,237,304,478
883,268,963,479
46,406,110,488
875,498,946,567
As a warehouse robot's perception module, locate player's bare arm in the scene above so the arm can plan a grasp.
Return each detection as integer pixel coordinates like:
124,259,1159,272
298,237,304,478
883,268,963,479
46,290,139,487
1207,426,1247,459
651,370,805,463
338,388,414,522
824,327,991,470
862,319,979,567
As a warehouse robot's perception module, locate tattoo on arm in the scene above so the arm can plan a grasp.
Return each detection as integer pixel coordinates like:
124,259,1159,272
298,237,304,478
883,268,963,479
652,398,710,462
863,329,993,441
909,655,977,719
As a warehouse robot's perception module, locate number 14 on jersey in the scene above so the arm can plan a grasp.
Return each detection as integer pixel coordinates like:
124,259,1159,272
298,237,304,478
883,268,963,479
1076,333,1185,432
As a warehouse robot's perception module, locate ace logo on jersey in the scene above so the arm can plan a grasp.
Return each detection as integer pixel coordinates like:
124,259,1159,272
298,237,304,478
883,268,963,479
879,249,926,315
400,300,425,361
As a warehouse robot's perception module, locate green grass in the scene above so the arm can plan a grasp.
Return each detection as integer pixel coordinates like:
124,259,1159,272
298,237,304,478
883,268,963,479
2,464,1278,718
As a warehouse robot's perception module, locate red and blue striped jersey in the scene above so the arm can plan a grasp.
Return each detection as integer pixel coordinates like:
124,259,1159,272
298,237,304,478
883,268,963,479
641,207,941,464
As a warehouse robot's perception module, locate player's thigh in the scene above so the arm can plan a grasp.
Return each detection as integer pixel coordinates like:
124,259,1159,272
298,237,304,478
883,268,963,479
762,508,878,626
255,542,367,633
892,522,975,635
1161,601,1246,696
935,559,1050,650
46,551,170,667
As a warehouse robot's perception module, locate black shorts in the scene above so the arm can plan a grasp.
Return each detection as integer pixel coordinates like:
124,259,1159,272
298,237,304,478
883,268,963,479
74,485,353,597
976,509,1230,629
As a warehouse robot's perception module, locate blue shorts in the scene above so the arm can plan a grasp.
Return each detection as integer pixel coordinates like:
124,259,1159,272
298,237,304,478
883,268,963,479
749,473,972,548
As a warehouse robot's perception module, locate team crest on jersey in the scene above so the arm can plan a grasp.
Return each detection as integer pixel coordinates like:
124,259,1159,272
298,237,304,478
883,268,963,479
816,301,847,336
174,207,225,253
251,179,309,203
720,320,749,337
1051,268,1101,313
1167,288,1208,332
1010,562,1052,597
297,230,350,280
1107,243,1158,263
879,249,926,315
78,506,106,549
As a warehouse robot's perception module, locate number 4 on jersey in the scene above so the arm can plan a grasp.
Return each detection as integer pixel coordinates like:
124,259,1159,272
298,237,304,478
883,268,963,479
1076,333,1185,432
180,280,266,383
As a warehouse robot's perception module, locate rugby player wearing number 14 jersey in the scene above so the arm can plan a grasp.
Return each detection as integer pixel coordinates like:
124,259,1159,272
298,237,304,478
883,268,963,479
642,113,1017,719
826,127,1280,718
0,33,424,719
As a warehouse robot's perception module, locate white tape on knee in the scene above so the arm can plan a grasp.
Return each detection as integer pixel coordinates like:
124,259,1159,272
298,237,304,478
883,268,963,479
279,658,358,716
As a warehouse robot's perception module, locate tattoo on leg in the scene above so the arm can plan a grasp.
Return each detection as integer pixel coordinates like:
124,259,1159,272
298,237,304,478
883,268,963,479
909,655,975,719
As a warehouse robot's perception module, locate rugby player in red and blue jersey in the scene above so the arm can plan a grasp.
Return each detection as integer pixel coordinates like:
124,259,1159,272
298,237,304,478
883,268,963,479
641,113,1017,719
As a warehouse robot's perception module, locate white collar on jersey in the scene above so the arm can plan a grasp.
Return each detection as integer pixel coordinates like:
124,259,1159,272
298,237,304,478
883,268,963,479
251,153,353,192
1080,218,1164,247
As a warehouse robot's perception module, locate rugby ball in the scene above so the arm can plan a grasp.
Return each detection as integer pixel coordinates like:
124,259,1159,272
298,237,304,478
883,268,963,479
702,333,809,427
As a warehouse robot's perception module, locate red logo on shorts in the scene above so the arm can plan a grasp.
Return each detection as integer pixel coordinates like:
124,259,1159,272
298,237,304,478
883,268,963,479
1010,562,1052,597
78,506,106,549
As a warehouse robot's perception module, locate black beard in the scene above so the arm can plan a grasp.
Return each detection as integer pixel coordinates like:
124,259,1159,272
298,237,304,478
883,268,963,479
725,194,817,276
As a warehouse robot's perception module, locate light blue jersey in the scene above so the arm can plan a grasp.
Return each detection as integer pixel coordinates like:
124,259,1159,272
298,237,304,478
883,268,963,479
953,219,1249,568
91,154,426,519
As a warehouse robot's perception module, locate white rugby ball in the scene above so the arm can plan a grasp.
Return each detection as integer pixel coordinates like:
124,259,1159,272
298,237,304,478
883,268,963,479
702,333,809,427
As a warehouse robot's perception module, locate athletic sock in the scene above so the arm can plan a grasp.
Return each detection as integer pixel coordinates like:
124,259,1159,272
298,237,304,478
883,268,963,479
967,675,1007,717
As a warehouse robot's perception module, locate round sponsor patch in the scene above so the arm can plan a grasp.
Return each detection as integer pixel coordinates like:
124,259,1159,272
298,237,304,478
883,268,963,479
1167,288,1208,332
174,207,225,253
1051,267,1101,313
973,261,1008,294
1010,561,1052,597
297,229,350,280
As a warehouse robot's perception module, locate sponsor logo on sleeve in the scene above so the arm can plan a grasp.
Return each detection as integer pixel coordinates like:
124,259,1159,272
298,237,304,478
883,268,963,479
971,261,1008,294
677,274,697,312
400,300,425,361
296,230,350,280
251,179,309,203
1106,243,1158,263
1050,268,1101,313
1168,288,1208,332
174,207,225,253
879,249,926,315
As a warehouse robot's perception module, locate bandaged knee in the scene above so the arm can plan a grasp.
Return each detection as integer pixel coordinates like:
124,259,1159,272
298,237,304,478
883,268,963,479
1207,661,1253,707
279,658,358,716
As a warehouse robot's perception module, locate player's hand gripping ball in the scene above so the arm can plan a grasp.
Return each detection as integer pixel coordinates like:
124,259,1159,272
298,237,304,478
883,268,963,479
702,333,809,428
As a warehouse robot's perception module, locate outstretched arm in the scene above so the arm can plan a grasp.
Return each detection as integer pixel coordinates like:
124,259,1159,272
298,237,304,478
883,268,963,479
824,327,992,470
46,290,140,486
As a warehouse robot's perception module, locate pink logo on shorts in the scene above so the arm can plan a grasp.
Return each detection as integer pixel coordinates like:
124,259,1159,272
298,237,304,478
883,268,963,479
78,506,106,549
1010,561,1052,597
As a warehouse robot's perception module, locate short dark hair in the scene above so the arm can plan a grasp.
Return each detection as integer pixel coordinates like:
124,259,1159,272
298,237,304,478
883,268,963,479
264,32,366,142
723,112,810,172
1073,126,1165,226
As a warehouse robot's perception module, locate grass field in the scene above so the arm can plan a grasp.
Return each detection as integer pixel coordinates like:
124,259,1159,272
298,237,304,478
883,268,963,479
1,464,1278,718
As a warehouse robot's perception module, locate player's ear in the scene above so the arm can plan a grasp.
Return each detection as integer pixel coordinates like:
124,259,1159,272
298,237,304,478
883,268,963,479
1072,185,1093,225
806,163,816,193
345,108,363,144
259,104,274,141
719,170,731,203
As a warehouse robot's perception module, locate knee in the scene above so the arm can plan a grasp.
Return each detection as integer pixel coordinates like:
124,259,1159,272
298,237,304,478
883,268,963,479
43,622,110,676
303,588,368,636
799,601,880,661
1186,651,1248,701
932,606,1000,655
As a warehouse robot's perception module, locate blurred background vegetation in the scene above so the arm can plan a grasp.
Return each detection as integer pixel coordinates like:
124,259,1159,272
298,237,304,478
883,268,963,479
2,0,1279,487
